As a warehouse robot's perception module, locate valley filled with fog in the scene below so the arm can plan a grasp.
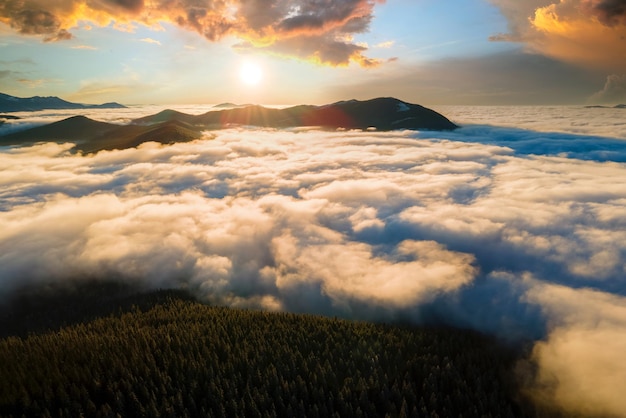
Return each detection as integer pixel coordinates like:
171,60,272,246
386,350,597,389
1,106,626,416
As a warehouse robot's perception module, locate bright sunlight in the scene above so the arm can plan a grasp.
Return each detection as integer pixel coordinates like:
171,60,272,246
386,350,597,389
239,61,263,86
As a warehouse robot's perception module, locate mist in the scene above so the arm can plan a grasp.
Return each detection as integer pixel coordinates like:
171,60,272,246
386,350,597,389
1,115,626,416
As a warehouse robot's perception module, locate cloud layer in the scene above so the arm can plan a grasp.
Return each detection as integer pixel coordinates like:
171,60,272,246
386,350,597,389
1,113,626,415
0,0,384,66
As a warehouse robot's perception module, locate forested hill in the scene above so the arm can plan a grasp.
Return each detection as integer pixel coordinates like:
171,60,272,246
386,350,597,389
0,288,562,417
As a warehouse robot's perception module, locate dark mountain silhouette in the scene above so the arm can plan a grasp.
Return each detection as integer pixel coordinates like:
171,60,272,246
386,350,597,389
0,115,118,145
0,115,203,152
0,286,546,418
132,109,199,125
212,102,252,109
0,97,457,152
0,92,126,112
135,97,458,131
585,104,626,109
0,114,21,120
0,114,21,128
76,119,203,153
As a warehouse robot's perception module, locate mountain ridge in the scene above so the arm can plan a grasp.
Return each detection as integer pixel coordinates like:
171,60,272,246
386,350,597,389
584,104,626,109
0,115,119,143
0,97,457,153
133,97,458,131
0,92,126,112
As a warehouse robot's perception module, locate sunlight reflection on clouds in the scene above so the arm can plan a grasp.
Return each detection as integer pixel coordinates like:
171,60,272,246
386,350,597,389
1,126,626,416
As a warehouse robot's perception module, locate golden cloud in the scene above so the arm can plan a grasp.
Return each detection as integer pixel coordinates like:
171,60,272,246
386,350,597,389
490,0,626,72
530,1,626,71
525,281,626,417
0,0,385,67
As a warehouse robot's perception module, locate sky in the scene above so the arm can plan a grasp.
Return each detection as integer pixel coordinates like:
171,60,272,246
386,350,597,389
2,2,626,416
1,0,626,105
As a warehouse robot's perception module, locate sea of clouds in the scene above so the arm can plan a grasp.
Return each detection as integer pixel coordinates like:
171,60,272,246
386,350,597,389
1,106,626,416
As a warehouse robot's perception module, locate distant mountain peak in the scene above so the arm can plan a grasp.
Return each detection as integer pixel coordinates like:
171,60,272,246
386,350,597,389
0,97,457,153
133,97,457,131
212,102,252,109
0,92,126,112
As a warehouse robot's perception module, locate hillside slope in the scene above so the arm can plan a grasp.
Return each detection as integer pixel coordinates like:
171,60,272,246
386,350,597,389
76,119,204,153
0,116,204,152
0,288,555,417
0,115,118,145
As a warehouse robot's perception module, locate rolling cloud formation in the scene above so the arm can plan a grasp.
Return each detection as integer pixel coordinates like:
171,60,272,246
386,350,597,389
1,114,626,415
490,0,626,73
0,0,384,66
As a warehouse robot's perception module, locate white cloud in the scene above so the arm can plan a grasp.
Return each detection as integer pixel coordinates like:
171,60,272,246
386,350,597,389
139,37,161,46
374,40,394,48
1,116,626,415
524,280,626,417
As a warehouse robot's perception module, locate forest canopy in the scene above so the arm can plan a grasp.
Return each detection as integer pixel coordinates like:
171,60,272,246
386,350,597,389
0,287,553,417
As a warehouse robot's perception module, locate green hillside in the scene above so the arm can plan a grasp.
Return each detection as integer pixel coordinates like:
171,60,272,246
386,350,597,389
0,289,553,417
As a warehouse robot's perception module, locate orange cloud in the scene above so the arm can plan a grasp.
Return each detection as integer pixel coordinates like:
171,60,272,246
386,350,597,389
234,33,383,67
490,0,626,72
0,0,385,67
530,1,626,71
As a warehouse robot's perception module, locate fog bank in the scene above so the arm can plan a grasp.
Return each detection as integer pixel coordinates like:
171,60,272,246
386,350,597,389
1,124,626,416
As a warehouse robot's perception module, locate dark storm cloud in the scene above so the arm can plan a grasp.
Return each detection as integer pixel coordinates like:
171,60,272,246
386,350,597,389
100,0,145,13
591,0,626,26
278,14,326,32
11,9,61,35
277,0,372,34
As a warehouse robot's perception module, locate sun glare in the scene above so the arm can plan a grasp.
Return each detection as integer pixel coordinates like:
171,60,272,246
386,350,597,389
239,61,263,86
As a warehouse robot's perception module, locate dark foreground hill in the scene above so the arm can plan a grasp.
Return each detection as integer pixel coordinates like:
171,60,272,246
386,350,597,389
0,98,457,153
0,92,126,112
76,119,204,153
0,285,563,418
0,115,118,143
0,116,203,152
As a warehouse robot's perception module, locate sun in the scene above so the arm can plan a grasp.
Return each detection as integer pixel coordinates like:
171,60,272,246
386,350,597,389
239,61,263,86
